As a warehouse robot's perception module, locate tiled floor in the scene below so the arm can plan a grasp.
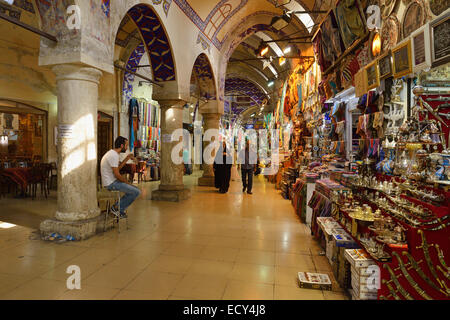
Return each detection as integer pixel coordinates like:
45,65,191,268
0,171,349,300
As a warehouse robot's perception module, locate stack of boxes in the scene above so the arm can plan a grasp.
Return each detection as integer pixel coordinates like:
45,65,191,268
345,249,379,300
316,217,343,265
316,217,359,290
332,230,359,290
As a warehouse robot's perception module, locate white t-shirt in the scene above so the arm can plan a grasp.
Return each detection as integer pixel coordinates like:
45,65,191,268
119,152,135,164
101,150,120,187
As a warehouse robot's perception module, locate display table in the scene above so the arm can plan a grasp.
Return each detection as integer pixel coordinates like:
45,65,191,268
0,167,32,192
332,175,450,300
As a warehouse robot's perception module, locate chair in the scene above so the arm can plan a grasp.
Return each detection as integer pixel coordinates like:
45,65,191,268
97,187,129,233
0,168,6,198
49,162,57,190
29,164,49,199
137,161,147,183
42,163,52,195
32,155,42,163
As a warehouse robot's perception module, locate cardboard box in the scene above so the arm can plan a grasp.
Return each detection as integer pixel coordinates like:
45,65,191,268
326,237,336,265
352,287,378,300
298,272,333,291
351,275,378,293
351,265,379,278
351,266,371,279
332,231,359,249
345,249,377,268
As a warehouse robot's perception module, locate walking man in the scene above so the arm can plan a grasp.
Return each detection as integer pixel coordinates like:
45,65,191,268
240,139,256,195
100,136,141,218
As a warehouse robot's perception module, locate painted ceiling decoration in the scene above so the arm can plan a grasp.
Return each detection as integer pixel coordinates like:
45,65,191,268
196,32,211,53
115,15,141,48
35,0,77,36
128,4,176,82
11,0,35,14
151,0,173,17
123,43,147,101
101,0,110,18
173,0,248,49
225,77,268,115
192,54,217,100
223,19,288,60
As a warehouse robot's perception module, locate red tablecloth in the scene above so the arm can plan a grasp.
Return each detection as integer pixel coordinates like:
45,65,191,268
1,168,32,190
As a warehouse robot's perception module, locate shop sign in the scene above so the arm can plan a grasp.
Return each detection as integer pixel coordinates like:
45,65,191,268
162,134,172,143
58,124,74,139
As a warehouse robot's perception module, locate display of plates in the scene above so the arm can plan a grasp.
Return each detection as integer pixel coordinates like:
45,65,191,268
429,0,450,17
381,0,398,19
381,15,400,53
349,213,375,222
402,0,427,39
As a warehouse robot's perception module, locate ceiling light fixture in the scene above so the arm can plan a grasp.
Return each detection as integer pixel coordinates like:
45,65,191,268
371,31,381,58
270,13,292,31
283,46,291,54
255,41,270,57
260,46,269,57
279,57,286,66
268,81,275,87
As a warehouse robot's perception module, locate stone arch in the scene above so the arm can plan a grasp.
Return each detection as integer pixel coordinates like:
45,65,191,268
216,11,286,103
225,77,268,118
190,53,217,101
125,4,176,82
114,3,179,102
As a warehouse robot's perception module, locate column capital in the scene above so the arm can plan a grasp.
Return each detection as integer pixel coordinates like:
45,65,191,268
158,99,186,109
199,99,224,115
52,64,103,84
201,113,222,121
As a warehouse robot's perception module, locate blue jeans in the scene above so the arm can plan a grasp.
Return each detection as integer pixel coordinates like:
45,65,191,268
107,181,141,213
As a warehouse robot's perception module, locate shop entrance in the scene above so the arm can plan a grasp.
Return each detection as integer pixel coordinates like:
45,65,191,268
97,112,113,185
0,99,48,165
98,112,113,163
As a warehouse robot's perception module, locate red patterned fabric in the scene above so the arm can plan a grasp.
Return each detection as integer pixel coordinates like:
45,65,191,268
1,168,32,190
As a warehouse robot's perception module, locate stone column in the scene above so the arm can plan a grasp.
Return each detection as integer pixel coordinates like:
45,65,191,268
151,101,191,202
40,64,103,240
198,113,221,186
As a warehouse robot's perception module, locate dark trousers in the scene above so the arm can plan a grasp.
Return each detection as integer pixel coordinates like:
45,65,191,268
241,169,253,192
220,166,231,192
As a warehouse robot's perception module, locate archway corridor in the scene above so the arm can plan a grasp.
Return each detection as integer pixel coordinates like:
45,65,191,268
0,171,347,300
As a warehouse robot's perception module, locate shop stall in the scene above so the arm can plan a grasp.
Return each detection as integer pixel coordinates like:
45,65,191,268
266,2,450,300
126,97,161,181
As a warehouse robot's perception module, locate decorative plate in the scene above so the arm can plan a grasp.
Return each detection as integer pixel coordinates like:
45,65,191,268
380,0,398,19
402,0,426,39
381,15,400,53
429,0,450,17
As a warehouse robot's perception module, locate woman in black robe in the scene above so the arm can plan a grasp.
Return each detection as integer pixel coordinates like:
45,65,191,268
214,141,232,193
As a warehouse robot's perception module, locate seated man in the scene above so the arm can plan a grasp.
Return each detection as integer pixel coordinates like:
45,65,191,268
100,136,141,218
119,152,137,183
